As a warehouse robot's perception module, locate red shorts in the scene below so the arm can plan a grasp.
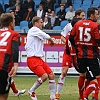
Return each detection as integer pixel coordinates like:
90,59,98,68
27,56,52,77
62,50,72,67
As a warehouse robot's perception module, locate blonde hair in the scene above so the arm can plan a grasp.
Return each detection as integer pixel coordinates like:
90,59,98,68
32,16,41,25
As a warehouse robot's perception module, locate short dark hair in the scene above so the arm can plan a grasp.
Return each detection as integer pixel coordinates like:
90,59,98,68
75,9,85,17
32,16,41,25
87,7,98,18
71,17,81,27
0,13,14,27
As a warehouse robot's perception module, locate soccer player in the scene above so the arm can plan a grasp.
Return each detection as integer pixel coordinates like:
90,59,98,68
69,7,100,100
55,9,85,100
0,13,20,100
25,16,56,100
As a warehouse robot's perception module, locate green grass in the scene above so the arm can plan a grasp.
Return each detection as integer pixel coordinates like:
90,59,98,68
7,76,99,100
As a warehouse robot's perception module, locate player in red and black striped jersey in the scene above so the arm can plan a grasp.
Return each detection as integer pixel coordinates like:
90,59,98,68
0,13,20,100
69,7,100,100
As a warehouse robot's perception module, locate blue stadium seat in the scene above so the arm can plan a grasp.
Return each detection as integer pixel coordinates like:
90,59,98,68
3,0,9,5
81,5,90,12
34,0,41,7
73,0,82,6
22,26,29,32
20,21,28,29
55,7,60,14
53,26,61,30
60,20,69,29
92,0,100,6
82,0,92,6
90,5,98,8
14,26,21,31
0,1,3,5
6,7,10,12
73,5,81,10
65,8,69,12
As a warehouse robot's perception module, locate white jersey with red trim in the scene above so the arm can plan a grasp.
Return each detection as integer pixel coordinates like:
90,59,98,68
25,26,50,57
61,23,72,37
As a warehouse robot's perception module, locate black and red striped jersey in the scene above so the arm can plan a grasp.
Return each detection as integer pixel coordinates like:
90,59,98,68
0,28,20,72
70,20,100,58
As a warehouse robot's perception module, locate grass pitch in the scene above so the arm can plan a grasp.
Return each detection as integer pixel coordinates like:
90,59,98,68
8,76,99,100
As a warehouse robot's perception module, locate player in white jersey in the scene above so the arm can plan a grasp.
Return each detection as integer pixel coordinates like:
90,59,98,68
25,16,56,100
55,9,85,100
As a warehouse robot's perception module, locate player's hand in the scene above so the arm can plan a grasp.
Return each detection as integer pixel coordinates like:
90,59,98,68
49,38,54,46
9,63,18,78
50,41,54,46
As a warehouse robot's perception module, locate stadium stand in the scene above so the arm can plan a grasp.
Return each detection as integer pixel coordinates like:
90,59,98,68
0,0,99,31
20,21,28,29
60,20,69,29
82,0,92,6
14,26,21,31
53,26,62,30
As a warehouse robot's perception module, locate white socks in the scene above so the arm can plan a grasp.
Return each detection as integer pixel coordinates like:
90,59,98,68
49,80,56,99
56,75,65,94
30,78,43,92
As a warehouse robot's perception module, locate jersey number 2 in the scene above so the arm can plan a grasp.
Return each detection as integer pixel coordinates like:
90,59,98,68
0,32,11,46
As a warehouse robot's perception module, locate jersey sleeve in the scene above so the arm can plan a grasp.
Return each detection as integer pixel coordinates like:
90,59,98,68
13,31,20,42
61,23,72,37
30,28,50,40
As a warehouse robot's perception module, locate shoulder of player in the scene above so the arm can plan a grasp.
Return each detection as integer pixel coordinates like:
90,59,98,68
28,26,40,33
84,19,98,26
10,30,20,37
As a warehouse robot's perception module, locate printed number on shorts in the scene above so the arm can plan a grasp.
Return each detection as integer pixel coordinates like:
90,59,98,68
79,27,91,42
0,31,11,46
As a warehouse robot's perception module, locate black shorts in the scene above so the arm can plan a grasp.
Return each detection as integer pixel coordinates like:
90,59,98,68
77,58,100,78
86,67,96,81
0,70,11,94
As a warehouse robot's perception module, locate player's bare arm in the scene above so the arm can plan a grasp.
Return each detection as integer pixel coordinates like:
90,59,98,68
49,38,54,46
61,35,66,43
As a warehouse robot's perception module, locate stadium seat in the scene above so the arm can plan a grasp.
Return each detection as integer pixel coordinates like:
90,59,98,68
65,8,69,12
6,7,10,12
34,0,41,7
73,5,81,10
73,0,82,6
92,0,100,6
81,5,90,12
20,21,28,29
53,26,61,30
82,0,92,6
3,0,9,5
55,7,60,14
60,20,69,29
22,26,29,32
14,26,21,31
0,1,3,5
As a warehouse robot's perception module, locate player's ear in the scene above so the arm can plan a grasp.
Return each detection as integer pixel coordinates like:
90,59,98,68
10,22,14,30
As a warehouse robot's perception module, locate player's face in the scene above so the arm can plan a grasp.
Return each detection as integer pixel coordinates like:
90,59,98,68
79,12,85,20
93,10,99,22
37,19,43,29
10,18,15,30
